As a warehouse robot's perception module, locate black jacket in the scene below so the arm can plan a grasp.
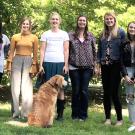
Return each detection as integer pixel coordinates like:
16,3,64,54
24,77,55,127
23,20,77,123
121,40,135,76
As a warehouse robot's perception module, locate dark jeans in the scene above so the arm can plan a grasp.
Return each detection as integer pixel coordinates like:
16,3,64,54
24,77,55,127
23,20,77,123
69,68,93,120
101,63,122,121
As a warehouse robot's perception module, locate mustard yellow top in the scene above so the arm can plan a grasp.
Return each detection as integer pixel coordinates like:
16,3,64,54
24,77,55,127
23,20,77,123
7,33,38,71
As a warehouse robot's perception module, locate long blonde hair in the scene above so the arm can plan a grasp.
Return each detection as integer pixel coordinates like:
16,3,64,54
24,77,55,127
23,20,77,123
102,12,119,39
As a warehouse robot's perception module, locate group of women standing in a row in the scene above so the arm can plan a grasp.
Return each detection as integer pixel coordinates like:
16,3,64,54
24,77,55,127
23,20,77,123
3,11,135,132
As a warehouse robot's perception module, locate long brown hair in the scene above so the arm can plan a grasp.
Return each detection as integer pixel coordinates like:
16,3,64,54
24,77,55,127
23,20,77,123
127,21,135,41
102,12,118,39
74,15,89,39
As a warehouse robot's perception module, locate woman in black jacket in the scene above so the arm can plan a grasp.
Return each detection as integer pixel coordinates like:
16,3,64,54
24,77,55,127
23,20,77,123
121,21,135,132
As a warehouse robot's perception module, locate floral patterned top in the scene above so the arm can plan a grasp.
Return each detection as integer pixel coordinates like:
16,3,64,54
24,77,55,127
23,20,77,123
69,32,96,69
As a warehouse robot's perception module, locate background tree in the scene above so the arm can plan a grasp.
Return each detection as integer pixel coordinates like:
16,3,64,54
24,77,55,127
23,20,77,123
1,0,135,38
1,0,33,36
0,0,135,85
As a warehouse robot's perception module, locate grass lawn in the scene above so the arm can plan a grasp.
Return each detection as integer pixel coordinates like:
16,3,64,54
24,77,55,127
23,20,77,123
0,102,134,135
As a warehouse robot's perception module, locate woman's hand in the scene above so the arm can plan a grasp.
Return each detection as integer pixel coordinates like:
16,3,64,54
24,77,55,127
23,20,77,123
7,70,11,77
39,66,44,73
63,65,69,74
124,75,134,84
95,64,101,77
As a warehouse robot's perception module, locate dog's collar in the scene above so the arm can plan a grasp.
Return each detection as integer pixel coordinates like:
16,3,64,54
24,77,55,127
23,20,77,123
48,82,55,88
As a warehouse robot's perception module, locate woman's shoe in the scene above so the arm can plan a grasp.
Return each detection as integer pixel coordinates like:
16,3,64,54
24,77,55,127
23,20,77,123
128,125,135,132
12,115,20,121
79,119,86,122
104,119,111,125
55,116,63,121
115,120,123,126
72,117,79,121
20,116,28,122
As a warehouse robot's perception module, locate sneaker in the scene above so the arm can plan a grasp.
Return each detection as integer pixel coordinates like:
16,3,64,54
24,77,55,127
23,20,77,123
13,113,20,119
72,117,79,121
55,116,63,121
115,120,123,126
104,119,111,125
79,119,85,122
20,117,28,122
12,115,20,121
128,125,135,132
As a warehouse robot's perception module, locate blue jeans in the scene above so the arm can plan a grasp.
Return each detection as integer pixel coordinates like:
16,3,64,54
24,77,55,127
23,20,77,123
125,67,135,122
69,68,93,120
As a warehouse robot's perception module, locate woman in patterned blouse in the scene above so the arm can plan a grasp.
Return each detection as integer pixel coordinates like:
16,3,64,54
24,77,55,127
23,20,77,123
69,15,96,121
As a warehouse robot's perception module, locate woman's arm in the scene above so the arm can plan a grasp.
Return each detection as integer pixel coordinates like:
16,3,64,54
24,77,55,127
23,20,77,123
95,38,102,76
91,36,97,64
33,35,38,64
40,41,47,71
6,35,16,71
63,40,69,74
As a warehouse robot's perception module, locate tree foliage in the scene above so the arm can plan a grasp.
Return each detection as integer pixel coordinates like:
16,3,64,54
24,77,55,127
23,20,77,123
0,0,135,85
1,0,33,36
1,0,135,38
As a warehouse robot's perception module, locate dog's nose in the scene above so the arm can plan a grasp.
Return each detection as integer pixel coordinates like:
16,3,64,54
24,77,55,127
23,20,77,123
63,80,69,91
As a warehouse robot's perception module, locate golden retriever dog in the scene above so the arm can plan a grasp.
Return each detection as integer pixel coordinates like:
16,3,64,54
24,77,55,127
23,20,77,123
28,75,67,128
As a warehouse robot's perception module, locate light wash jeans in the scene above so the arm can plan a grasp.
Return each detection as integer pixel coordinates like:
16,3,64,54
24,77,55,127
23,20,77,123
11,55,33,118
125,67,135,122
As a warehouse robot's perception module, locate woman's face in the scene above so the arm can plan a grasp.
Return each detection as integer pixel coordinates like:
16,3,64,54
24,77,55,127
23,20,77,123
77,16,87,29
21,20,31,32
50,15,61,28
104,15,115,27
128,23,135,36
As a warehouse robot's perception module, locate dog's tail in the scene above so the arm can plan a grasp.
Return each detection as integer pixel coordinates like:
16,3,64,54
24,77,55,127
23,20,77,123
5,120,28,127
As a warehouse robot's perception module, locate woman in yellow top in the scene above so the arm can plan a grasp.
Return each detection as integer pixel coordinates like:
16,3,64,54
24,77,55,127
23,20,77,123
7,17,38,119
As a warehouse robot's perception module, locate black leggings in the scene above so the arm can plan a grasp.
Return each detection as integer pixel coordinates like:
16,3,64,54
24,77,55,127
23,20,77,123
101,63,122,121
0,72,3,83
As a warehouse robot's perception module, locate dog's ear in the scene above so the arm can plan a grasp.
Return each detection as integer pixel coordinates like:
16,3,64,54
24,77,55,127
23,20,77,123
56,77,63,88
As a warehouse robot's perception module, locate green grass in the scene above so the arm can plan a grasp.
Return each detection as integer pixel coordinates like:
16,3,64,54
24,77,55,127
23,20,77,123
0,103,134,135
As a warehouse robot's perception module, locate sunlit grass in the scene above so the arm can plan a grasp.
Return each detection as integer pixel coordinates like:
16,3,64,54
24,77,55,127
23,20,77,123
0,102,11,110
0,103,133,135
